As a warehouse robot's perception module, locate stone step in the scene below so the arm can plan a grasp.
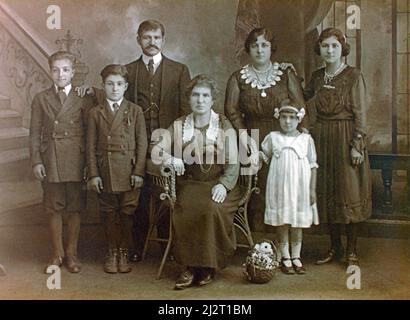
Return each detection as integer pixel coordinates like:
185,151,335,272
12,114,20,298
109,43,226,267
0,127,29,151
0,94,10,110
0,147,31,182
0,109,22,129
0,180,42,215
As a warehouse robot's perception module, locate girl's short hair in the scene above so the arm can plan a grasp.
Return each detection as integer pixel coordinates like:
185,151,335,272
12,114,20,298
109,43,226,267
186,74,218,99
314,27,350,57
48,51,75,69
244,27,277,55
100,64,129,83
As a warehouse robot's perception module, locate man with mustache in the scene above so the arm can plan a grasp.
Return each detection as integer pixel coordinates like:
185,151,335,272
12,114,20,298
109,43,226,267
88,20,191,262
130,20,190,262
131,20,191,262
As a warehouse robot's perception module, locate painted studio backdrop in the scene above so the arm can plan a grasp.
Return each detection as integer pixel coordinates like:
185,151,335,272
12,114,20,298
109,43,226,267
0,0,408,223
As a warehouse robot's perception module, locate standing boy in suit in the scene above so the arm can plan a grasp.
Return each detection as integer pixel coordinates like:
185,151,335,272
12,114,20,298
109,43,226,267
87,65,147,273
30,51,93,273
80,19,191,261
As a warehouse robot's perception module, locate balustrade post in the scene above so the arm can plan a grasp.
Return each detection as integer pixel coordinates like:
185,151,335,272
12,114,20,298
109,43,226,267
55,30,88,86
381,168,393,214
407,163,410,214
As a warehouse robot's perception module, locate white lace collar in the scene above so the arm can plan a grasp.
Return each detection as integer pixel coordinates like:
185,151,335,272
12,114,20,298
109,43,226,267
182,110,220,144
240,62,283,90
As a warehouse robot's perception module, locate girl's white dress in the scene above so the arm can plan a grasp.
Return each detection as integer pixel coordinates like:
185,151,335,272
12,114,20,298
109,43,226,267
261,131,319,228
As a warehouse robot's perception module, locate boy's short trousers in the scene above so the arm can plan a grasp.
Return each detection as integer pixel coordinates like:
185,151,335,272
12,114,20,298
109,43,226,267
42,181,86,213
98,189,141,216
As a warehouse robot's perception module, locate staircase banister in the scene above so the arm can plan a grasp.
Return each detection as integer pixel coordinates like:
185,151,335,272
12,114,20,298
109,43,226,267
0,0,53,77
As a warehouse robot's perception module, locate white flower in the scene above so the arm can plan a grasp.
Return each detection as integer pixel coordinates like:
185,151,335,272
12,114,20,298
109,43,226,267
259,242,273,254
274,108,280,119
297,108,306,121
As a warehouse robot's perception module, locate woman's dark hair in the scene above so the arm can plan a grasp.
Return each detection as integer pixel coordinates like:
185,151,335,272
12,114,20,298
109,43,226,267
244,27,277,55
186,74,218,99
314,27,350,57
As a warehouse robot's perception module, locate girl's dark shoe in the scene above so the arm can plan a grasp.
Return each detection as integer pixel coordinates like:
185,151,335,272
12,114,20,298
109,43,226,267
281,258,295,275
291,258,306,274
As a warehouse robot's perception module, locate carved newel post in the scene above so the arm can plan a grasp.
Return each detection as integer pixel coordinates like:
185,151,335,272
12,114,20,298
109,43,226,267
55,30,89,87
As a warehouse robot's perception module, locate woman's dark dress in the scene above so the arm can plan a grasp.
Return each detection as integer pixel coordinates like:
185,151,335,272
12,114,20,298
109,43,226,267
224,66,305,230
164,114,241,269
304,66,372,223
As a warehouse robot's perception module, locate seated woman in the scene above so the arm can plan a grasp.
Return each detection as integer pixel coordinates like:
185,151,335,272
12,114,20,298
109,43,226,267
153,75,241,290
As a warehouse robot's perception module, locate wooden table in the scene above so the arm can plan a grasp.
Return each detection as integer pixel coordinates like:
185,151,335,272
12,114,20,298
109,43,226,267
369,153,410,214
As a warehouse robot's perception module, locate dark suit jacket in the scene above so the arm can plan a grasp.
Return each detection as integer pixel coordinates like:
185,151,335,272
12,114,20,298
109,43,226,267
87,99,148,193
96,56,191,133
125,56,191,129
29,86,94,182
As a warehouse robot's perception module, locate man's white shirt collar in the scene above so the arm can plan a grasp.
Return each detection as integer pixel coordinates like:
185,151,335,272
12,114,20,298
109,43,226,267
142,52,162,72
54,84,72,95
106,98,124,112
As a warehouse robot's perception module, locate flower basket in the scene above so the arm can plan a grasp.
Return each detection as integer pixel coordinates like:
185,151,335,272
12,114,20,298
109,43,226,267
243,240,280,284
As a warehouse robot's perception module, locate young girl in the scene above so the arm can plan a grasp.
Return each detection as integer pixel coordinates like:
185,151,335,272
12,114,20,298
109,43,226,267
260,103,319,274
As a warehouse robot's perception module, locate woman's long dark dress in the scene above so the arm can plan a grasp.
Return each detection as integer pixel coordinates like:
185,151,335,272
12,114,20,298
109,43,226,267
164,114,241,269
224,66,305,230
304,66,372,223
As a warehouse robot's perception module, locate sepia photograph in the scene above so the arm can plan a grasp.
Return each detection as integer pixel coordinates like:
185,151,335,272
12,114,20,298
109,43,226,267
0,0,409,305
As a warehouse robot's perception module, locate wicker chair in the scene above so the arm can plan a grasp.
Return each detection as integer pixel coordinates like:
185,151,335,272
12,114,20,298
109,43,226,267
141,159,176,279
142,160,259,279
235,168,261,248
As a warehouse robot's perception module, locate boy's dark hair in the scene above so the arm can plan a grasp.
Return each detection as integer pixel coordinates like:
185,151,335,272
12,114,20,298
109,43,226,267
100,64,129,83
48,51,76,69
137,19,165,37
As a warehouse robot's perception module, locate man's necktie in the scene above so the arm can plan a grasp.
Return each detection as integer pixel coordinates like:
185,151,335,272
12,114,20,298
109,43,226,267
57,87,67,105
148,59,154,76
112,102,120,113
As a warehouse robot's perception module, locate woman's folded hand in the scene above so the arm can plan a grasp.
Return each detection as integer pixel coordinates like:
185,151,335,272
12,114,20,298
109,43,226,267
350,148,364,166
212,183,227,203
164,157,185,176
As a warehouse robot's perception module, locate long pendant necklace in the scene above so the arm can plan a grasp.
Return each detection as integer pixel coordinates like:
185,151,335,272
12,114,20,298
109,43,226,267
199,162,213,174
324,62,346,84
251,63,272,97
